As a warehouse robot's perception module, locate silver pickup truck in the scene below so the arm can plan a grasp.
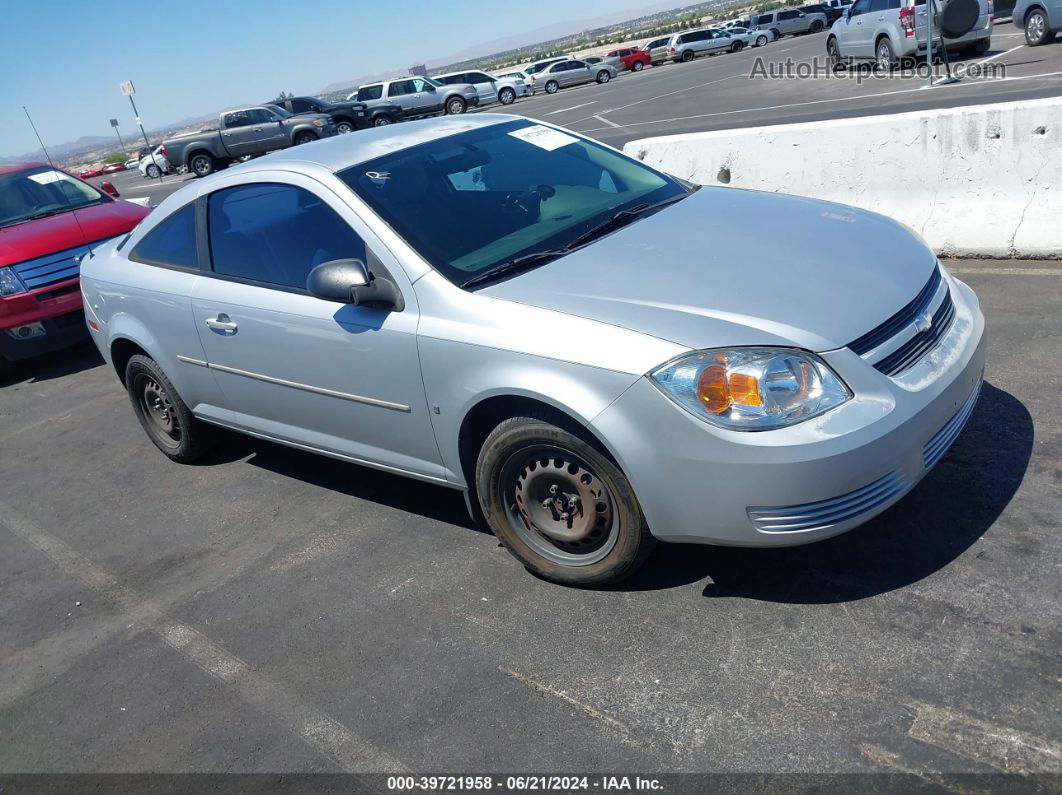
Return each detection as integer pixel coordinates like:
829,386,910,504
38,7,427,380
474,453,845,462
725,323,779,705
161,104,337,177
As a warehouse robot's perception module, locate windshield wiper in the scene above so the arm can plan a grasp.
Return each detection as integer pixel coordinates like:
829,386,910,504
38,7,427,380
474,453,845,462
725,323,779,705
460,250,568,289
460,192,690,290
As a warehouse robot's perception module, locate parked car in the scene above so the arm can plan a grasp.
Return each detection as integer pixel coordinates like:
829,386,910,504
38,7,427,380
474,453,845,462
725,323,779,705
432,70,530,106
667,28,735,61
494,69,538,91
729,25,777,46
606,47,653,70
524,56,572,76
78,168,103,179
751,8,829,36
532,59,618,93
801,2,845,24
348,77,479,123
0,163,149,376
643,36,673,64
80,115,985,586
139,147,171,179
161,105,337,178
101,162,127,174
124,156,141,169
268,96,373,134
827,0,992,67
1013,0,1061,45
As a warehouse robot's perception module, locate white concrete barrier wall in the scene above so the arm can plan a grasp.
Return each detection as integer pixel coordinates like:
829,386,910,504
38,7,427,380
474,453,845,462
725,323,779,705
622,97,1062,258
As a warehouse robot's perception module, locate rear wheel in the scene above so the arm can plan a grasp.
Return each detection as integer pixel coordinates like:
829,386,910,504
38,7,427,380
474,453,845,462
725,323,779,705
544,79,560,93
446,96,467,115
632,60,645,71
476,416,654,586
876,36,896,68
145,164,161,179
730,40,744,52
828,36,845,68
125,355,213,463
810,19,824,32
498,86,516,105
189,152,215,177
372,114,394,127
757,34,768,46
770,28,781,38
1025,9,1052,46
681,49,695,62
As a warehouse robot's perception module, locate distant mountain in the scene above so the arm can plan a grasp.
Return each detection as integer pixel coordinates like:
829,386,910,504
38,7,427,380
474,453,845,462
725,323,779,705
1,134,116,164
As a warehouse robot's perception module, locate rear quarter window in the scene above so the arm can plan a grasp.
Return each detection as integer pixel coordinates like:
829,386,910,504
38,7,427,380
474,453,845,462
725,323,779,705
131,203,199,269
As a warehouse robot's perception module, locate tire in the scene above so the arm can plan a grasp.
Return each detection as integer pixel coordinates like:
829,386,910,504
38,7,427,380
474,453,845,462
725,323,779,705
828,36,845,68
631,60,645,71
145,164,161,179
498,87,516,105
0,356,12,383
810,20,824,33
125,354,213,463
680,49,694,62
189,152,215,178
475,415,654,586
545,80,560,94
757,34,768,46
596,70,611,83
336,120,354,134
1025,9,1052,46
446,96,467,115
876,36,896,68
294,131,317,145
372,114,394,127
770,28,781,39
730,41,743,52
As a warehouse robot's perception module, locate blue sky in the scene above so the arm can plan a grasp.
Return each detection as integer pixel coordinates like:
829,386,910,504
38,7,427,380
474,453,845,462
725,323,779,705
1,0,651,158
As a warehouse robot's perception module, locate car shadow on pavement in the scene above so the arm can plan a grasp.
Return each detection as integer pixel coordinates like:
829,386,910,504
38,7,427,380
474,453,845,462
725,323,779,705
237,437,480,531
0,341,104,387
616,382,1033,602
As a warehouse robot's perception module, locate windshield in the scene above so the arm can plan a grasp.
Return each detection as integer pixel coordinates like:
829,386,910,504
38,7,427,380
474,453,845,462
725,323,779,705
339,120,688,286
424,77,444,87
0,167,108,229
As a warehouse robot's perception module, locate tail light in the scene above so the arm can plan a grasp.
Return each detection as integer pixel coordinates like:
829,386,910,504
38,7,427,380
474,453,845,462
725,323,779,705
899,5,915,36
669,46,676,53
987,0,993,22
159,144,167,157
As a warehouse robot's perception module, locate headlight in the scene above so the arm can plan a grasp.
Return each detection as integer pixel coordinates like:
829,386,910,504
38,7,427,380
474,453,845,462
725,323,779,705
313,118,326,127
0,266,26,297
650,348,851,431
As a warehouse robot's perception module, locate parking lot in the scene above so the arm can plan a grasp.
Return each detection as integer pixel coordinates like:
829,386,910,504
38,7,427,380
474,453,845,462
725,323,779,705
2,257,1060,776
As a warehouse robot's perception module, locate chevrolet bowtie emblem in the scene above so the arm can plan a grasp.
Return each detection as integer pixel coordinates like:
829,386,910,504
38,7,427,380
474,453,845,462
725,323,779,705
914,311,933,334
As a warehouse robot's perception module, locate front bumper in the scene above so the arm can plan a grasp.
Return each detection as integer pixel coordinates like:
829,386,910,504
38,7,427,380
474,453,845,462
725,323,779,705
591,273,986,547
0,307,88,362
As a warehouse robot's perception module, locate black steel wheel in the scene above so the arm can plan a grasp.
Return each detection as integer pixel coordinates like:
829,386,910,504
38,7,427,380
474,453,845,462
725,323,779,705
125,354,212,463
476,414,654,586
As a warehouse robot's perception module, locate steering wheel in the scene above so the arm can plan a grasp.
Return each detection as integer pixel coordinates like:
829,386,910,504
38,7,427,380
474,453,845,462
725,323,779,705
503,184,556,215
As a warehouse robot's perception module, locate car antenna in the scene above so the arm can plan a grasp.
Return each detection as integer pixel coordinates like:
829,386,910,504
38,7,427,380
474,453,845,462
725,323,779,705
23,105,97,255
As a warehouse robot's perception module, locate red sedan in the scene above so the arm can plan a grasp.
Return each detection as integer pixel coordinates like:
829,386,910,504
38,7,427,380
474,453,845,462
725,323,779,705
101,162,127,173
607,47,652,71
78,168,103,179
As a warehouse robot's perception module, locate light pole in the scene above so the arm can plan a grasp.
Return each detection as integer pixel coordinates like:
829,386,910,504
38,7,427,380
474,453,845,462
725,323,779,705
110,118,126,154
120,80,163,183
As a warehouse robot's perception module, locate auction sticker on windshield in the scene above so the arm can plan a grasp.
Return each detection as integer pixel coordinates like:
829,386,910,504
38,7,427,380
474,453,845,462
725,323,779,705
508,125,579,151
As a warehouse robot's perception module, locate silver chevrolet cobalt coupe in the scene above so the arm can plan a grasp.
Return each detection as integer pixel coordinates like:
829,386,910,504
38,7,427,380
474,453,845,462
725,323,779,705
81,115,985,586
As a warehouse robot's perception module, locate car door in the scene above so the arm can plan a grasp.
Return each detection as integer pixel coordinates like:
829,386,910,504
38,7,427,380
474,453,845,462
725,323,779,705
189,173,444,481
568,60,593,85
843,0,874,56
250,108,288,151
465,71,498,103
220,111,259,156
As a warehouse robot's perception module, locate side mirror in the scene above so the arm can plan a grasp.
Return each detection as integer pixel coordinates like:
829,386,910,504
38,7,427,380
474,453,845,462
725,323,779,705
306,259,404,311
845,7,851,18
98,180,120,198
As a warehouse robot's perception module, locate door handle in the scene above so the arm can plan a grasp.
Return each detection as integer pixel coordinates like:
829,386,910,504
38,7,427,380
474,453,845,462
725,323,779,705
205,314,238,333
253,127,263,132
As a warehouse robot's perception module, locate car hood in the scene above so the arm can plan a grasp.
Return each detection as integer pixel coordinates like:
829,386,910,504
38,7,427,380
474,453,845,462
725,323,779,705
480,187,937,353
0,199,150,266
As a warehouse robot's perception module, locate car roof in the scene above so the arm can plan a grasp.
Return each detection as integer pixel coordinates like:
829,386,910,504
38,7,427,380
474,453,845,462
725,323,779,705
227,113,518,173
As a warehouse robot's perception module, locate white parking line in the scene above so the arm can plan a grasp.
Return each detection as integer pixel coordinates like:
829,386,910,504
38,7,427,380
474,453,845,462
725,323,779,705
975,44,1024,65
593,115,622,128
545,101,598,115
574,73,740,124
0,499,410,775
574,69,1062,133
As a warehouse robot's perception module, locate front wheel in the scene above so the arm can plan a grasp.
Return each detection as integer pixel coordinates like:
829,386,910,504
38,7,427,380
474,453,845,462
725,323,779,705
730,41,744,52
125,355,213,463
596,70,611,83
189,152,215,177
810,20,824,33
680,49,694,62
293,131,317,145
145,164,161,179
498,86,516,105
446,96,467,115
544,80,560,94
631,60,645,71
476,415,654,586
828,36,845,68
756,34,768,46
1025,9,1052,46
336,120,354,134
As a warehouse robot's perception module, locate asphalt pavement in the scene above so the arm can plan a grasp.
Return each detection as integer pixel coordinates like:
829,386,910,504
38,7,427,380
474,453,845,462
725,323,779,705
1,259,1060,776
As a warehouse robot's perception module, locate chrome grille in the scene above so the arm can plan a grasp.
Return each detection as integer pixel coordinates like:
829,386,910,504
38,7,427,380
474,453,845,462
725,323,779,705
747,469,909,533
11,242,96,290
923,380,981,471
